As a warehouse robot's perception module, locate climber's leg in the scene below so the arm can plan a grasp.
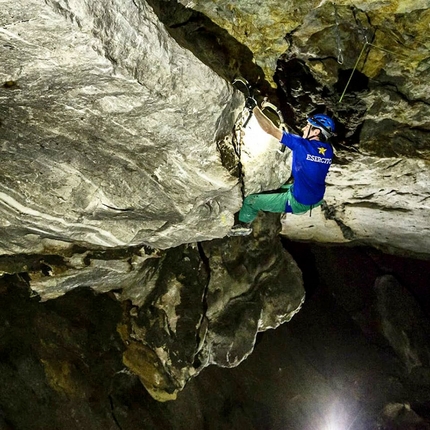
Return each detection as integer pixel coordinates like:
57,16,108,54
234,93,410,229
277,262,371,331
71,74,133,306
238,192,289,223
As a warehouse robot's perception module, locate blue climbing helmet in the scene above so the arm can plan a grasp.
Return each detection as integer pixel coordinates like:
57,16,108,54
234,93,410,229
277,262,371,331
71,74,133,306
307,114,336,139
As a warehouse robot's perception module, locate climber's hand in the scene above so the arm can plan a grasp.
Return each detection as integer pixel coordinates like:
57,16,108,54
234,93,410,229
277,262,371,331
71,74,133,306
245,97,257,110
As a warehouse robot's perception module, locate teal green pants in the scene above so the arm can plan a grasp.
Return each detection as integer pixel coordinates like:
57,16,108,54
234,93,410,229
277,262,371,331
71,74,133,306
238,184,323,223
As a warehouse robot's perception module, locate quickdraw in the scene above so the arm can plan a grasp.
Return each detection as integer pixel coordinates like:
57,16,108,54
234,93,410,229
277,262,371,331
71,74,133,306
337,7,408,104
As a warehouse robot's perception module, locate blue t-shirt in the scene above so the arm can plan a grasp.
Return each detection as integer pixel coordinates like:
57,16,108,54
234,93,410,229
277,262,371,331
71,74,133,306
280,131,333,205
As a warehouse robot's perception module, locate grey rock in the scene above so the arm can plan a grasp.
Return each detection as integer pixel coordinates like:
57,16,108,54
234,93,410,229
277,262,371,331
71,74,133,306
0,0,243,254
281,154,430,258
118,214,304,400
374,275,430,373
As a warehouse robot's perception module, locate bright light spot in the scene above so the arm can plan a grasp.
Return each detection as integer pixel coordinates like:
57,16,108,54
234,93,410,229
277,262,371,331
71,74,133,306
241,113,281,158
317,399,362,430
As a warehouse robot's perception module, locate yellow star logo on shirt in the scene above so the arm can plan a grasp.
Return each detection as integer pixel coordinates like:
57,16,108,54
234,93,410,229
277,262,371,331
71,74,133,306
318,147,327,155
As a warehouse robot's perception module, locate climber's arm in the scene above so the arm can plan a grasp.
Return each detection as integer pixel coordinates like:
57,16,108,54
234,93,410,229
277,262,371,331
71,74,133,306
252,106,283,141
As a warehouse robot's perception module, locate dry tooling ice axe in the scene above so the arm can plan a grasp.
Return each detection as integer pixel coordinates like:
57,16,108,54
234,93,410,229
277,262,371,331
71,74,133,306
232,77,288,153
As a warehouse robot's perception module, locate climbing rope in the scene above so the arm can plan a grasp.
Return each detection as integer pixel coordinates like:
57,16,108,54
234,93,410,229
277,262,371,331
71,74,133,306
338,40,408,104
335,5,371,103
336,6,411,104
338,41,369,103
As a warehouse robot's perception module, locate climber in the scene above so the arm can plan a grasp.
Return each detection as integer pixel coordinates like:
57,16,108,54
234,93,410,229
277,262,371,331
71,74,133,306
229,97,336,236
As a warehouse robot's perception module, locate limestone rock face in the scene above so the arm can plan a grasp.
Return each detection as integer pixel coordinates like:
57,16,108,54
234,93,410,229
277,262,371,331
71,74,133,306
119,215,304,400
0,0,307,402
177,0,316,84
235,112,292,195
176,0,430,257
1,0,430,404
1,0,244,254
273,4,430,257
280,154,430,257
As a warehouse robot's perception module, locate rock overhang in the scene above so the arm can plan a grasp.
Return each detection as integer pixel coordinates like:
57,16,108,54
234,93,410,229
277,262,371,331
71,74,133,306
0,0,247,254
2,0,430,258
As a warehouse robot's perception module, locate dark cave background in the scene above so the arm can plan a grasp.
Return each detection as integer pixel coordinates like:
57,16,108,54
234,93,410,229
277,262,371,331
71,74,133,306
1,241,429,430
167,241,430,430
